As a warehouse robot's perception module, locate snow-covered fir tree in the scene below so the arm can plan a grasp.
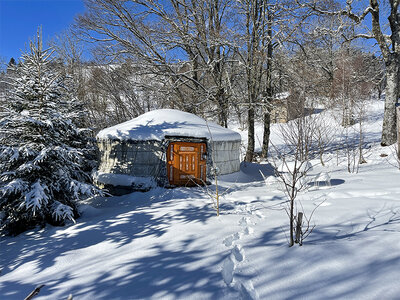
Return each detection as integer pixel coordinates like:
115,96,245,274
0,30,100,235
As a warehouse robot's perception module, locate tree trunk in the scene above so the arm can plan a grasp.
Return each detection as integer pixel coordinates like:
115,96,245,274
397,105,400,159
245,107,255,162
295,212,303,244
261,10,273,159
289,197,295,247
217,92,228,128
261,111,271,158
381,57,399,146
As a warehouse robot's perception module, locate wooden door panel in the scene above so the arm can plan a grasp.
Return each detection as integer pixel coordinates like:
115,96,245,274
167,142,206,186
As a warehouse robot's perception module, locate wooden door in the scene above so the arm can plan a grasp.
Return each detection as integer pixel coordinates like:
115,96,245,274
167,142,207,186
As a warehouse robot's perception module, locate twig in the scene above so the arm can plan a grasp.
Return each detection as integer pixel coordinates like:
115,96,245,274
24,285,45,300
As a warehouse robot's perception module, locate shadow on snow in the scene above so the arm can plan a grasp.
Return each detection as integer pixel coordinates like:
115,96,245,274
0,187,223,299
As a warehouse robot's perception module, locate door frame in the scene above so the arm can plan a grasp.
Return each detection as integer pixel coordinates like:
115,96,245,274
166,140,207,186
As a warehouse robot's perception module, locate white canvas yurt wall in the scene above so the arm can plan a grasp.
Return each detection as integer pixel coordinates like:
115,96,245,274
96,109,241,190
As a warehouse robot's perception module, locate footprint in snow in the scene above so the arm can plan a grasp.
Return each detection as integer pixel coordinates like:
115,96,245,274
245,205,254,214
239,217,251,226
221,246,246,287
243,226,254,235
233,204,247,214
223,232,243,247
238,217,255,235
231,244,245,262
238,280,260,300
222,255,236,285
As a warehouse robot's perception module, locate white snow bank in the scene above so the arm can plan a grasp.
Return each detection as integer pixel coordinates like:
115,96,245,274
96,109,241,142
94,172,156,189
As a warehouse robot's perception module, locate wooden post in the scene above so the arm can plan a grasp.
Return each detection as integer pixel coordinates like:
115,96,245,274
397,104,400,160
295,212,303,244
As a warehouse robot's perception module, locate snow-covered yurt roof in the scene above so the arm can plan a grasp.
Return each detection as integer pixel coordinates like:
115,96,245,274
97,109,241,142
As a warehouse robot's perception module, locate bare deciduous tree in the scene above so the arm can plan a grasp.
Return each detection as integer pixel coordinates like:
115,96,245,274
236,1,309,162
297,0,400,146
76,0,235,126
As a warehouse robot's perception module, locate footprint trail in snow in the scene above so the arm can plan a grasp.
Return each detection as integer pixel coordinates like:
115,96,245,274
221,204,261,299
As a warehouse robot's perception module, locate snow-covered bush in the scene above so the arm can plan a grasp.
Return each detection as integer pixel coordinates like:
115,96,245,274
0,30,100,235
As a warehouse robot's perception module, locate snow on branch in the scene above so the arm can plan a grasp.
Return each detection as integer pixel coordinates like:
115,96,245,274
52,201,76,224
20,180,49,216
0,146,19,162
19,145,38,158
17,162,40,174
0,179,28,196
296,1,373,24
70,180,96,199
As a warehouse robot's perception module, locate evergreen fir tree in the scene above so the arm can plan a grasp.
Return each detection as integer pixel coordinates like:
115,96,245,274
0,29,100,236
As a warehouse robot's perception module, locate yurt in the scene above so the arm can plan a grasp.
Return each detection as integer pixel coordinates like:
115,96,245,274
95,109,241,192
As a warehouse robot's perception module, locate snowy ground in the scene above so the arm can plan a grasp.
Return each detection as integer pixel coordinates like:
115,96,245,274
1,99,400,299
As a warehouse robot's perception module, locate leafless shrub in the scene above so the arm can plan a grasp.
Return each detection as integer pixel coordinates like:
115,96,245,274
312,112,337,166
338,99,370,174
268,113,325,247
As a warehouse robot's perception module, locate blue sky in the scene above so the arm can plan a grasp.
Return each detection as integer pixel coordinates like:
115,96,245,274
0,0,380,66
0,0,85,64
